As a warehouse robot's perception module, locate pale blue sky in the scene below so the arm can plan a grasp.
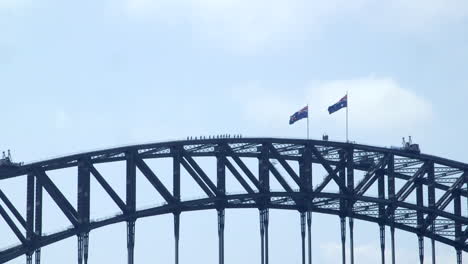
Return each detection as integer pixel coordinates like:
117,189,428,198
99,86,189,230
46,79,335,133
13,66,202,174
1,0,468,263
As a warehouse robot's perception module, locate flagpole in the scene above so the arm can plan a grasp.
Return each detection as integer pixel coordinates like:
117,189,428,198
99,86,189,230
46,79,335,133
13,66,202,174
346,91,349,142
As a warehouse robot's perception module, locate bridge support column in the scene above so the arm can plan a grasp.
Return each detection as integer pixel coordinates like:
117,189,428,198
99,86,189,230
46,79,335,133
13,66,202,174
427,163,436,264
34,179,43,264
418,235,424,264
26,174,36,264
218,210,225,264
84,233,89,264
387,156,396,264
174,213,180,264
259,209,269,264
35,249,41,264
126,151,136,264
349,218,354,264
300,212,306,264
26,174,35,264
127,220,136,264
307,211,312,264
379,225,385,264
376,168,385,264
77,233,89,264
78,235,83,264
340,217,346,264
259,210,265,264
456,249,462,264
390,227,395,264
77,160,91,264
431,229,435,264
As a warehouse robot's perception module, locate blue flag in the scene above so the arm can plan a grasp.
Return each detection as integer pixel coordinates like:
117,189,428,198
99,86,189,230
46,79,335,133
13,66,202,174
328,95,348,114
289,106,308,125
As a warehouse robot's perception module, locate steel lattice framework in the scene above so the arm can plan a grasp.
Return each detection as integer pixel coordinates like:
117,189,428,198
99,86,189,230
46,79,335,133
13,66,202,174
0,138,467,264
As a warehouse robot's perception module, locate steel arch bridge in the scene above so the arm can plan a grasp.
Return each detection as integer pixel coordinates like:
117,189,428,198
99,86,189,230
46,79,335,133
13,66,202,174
0,138,467,264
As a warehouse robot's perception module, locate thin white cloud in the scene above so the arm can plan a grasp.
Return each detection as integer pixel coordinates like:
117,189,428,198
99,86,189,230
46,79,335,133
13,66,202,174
120,0,468,53
121,0,319,53
307,76,433,131
233,76,432,140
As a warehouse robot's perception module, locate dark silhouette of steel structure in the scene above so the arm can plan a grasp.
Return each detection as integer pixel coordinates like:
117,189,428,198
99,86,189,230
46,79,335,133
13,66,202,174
0,138,467,264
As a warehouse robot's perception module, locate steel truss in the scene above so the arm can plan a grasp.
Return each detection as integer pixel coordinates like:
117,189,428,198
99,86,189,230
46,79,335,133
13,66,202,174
0,138,467,264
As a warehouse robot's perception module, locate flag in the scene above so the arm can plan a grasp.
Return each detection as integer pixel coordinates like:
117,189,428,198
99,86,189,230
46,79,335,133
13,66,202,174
289,106,308,125
328,95,347,114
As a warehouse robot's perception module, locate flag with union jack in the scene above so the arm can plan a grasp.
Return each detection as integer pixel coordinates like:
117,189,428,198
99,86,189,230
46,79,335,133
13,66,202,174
328,95,348,114
289,106,308,125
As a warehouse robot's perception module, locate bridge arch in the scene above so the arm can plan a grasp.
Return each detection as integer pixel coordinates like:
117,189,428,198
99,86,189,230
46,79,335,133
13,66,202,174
0,138,467,264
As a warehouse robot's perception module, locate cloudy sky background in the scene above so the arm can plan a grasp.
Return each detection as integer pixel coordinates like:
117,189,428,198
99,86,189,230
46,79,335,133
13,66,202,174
1,0,468,263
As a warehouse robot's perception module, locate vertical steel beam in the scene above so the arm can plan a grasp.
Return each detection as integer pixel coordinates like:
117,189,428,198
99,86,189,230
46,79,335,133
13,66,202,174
258,144,270,264
431,238,435,264
173,148,181,202
418,235,424,264
339,151,346,218
78,160,90,264
27,254,33,264
174,213,180,264
427,162,436,264
455,190,462,264
78,159,91,220
416,179,424,264
346,148,354,264
387,155,396,264
127,220,136,264
173,147,181,264
260,210,265,264
218,210,225,264
390,227,395,264
126,151,137,212
339,151,346,264
217,148,226,197
300,144,313,192
78,235,83,264
378,169,386,264
377,168,385,204
259,143,270,194
258,208,270,264
300,212,306,264
83,233,89,264
387,155,395,200
26,174,35,264
307,211,312,264
300,145,313,264
217,145,226,264
35,179,42,264
379,225,385,264
340,217,346,264
126,151,136,264
463,173,468,264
